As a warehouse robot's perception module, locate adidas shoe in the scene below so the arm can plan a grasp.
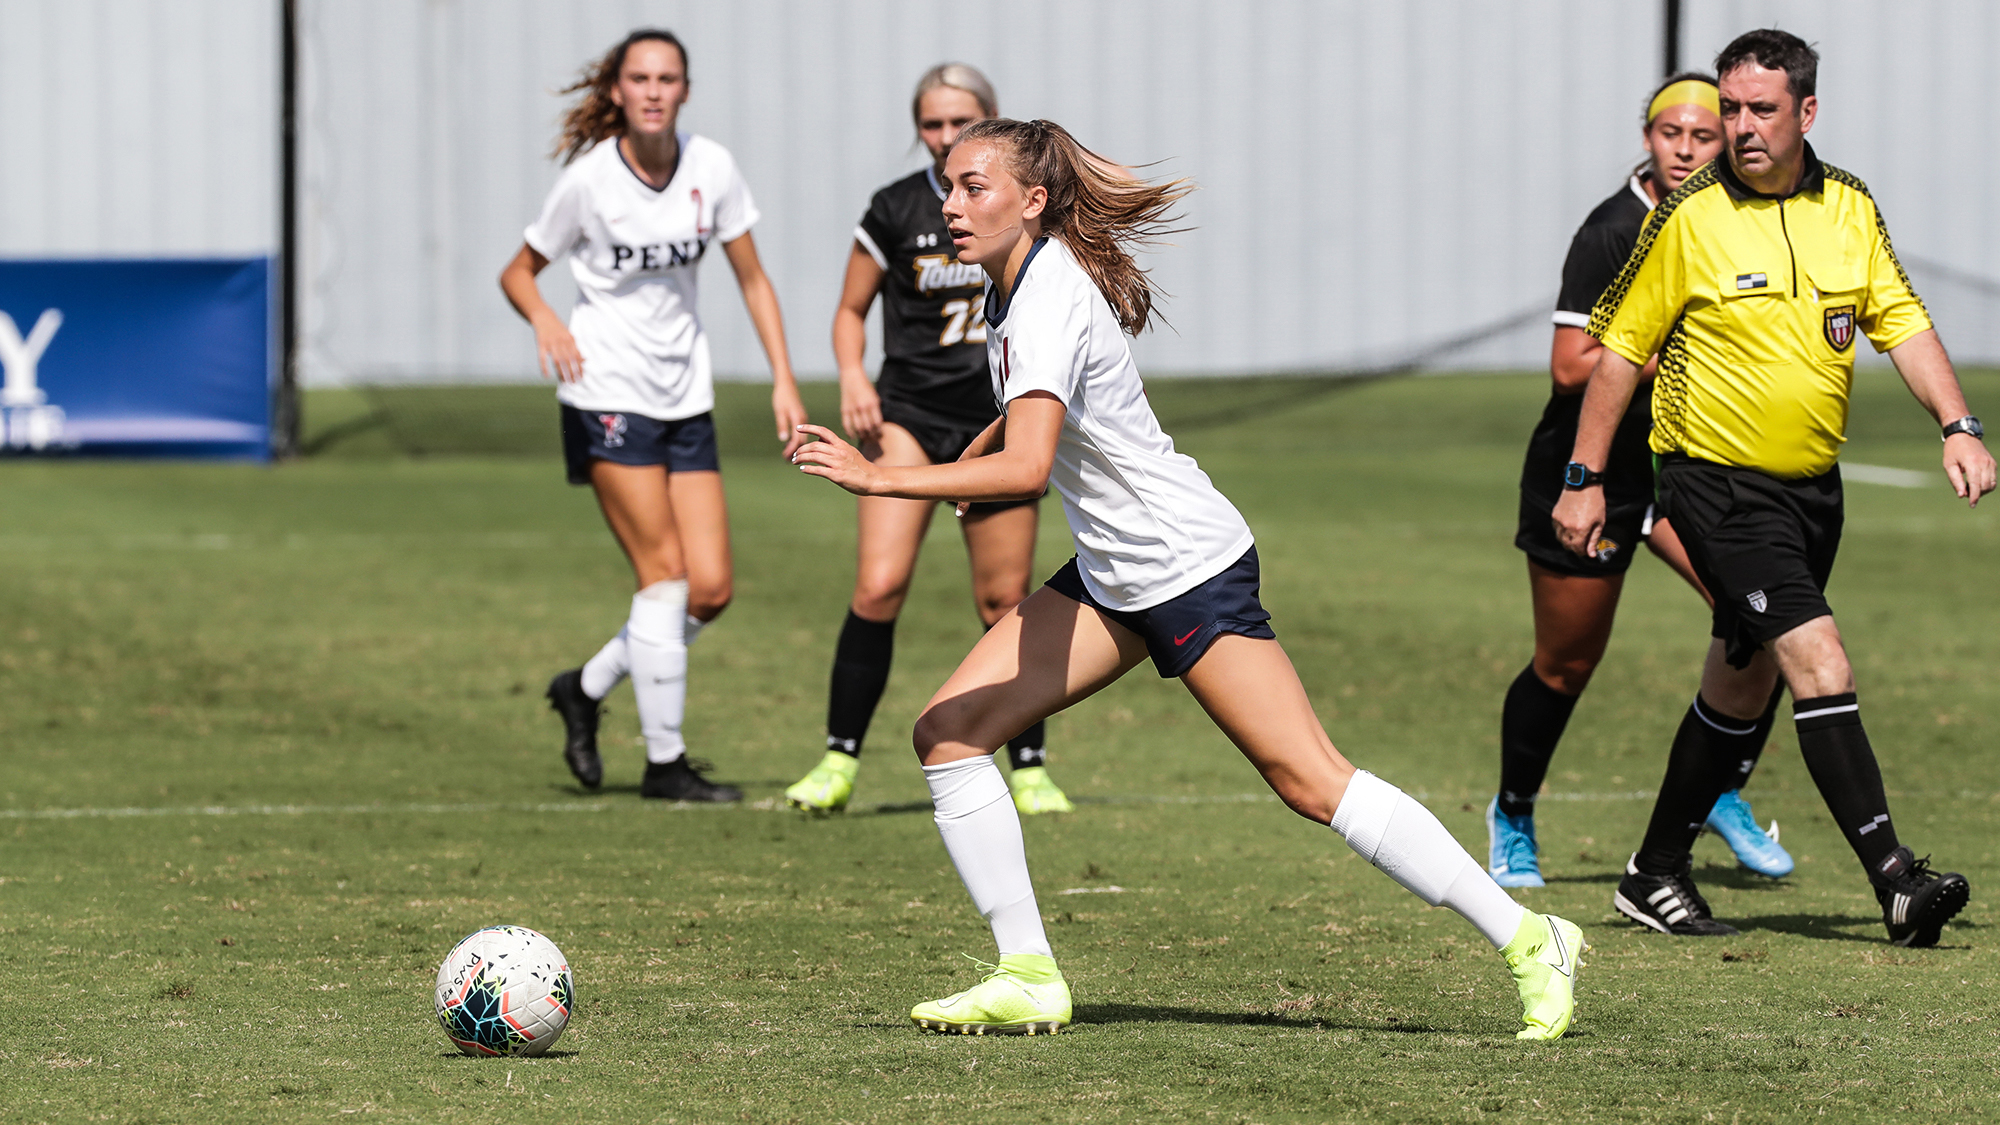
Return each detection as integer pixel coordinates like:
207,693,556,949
1007,766,1075,815
1613,854,1739,936
1503,912,1585,1040
1871,846,1969,948
785,750,859,814
545,669,603,789
910,954,1071,1035
640,757,742,803
1704,789,1794,877
1486,797,1545,888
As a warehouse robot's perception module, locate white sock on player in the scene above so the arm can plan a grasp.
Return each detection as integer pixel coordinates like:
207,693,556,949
683,613,708,647
627,580,690,765
923,755,1053,958
579,629,629,700
1331,769,1527,950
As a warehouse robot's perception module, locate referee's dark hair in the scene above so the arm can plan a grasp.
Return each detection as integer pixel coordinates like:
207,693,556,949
1715,28,1818,105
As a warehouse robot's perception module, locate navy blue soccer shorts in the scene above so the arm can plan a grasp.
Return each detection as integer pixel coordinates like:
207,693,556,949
1044,546,1276,678
560,406,720,485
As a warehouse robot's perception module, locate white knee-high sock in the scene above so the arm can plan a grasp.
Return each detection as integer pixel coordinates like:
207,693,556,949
1331,770,1527,949
924,756,1052,958
580,629,629,700
683,614,708,646
627,580,690,765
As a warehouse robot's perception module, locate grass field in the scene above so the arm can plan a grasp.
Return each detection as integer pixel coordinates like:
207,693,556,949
4,370,1997,1123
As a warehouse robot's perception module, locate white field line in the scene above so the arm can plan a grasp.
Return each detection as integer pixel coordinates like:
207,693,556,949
1842,462,1935,488
0,790,1665,821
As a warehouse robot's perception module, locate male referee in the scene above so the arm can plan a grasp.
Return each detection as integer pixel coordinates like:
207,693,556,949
1553,29,1995,946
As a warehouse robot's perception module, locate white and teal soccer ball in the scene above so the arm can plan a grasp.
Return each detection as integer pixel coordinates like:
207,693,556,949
433,925,573,1057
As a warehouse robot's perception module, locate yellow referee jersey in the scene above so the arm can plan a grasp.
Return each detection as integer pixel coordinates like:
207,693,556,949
1588,144,1931,479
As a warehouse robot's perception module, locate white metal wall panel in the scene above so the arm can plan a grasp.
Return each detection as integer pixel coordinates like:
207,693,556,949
293,0,1997,384
0,0,279,256
295,0,1664,383
1681,0,2000,363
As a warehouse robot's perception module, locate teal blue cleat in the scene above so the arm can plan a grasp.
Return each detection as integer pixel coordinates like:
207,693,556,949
1705,789,1794,877
1486,797,1545,888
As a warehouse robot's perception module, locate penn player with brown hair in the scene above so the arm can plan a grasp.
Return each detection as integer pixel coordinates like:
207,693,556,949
792,118,1584,1040
1490,73,1794,887
500,28,808,801
785,64,1073,817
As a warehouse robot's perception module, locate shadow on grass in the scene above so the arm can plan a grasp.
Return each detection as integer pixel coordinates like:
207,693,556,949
1731,913,1882,943
1542,872,1622,885
1074,1003,1450,1034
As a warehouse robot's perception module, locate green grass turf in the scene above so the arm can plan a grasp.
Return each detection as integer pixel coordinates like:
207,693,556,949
2,370,1996,1123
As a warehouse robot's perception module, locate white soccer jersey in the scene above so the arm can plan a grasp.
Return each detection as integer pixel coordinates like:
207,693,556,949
524,134,759,420
987,238,1254,611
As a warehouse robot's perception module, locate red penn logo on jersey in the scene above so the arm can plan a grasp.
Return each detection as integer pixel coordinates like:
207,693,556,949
1001,338,1011,386
691,188,707,239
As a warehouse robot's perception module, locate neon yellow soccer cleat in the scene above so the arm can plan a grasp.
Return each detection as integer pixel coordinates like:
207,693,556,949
910,954,1072,1035
1504,912,1586,1041
1007,766,1075,815
784,750,859,814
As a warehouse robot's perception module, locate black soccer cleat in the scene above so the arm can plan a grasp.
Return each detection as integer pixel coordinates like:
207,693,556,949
1872,846,1969,948
545,669,603,790
1613,854,1741,936
641,757,742,803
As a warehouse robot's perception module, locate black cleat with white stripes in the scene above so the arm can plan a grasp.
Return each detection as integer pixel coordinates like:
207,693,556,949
1872,847,1969,948
1613,854,1740,936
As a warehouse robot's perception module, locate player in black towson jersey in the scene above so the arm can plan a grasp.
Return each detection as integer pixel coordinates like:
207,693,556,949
1487,73,1794,886
784,64,1071,816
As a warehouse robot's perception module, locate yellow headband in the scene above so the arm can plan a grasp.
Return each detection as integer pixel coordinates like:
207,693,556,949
1649,79,1720,122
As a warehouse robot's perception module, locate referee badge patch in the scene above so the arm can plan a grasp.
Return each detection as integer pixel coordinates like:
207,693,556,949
1823,305,1857,352
1747,590,1769,613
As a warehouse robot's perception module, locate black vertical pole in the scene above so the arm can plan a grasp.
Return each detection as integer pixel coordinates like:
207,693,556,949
276,0,301,458
1663,0,1683,76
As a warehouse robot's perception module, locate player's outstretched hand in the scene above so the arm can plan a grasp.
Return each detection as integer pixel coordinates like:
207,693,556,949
774,384,812,459
792,425,879,495
1550,487,1607,558
1942,433,1997,508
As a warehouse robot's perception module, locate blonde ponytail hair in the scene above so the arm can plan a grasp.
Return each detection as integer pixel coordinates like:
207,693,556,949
957,118,1190,336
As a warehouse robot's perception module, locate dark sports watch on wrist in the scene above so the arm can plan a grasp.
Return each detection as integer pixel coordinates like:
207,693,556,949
1942,415,1984,441
1562,462,1604,490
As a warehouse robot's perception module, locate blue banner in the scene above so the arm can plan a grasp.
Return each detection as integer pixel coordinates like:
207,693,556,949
0,258,274,460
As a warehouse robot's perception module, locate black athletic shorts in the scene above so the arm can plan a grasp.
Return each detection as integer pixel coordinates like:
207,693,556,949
1516,490,1656,577
1656,453,1843,668
878,396,1035,516
560,406,719,485
1045,546,1276,678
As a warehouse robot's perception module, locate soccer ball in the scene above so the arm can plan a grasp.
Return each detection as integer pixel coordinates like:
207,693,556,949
433,925,573,1057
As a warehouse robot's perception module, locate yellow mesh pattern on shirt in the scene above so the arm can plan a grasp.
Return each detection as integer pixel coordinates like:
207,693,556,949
1822,163,1930,321
1586,162,1720,341
1648,317,1693,456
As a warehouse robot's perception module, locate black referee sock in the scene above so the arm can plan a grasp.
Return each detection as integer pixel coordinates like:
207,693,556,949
826,611,896,758
1006,722,1049,770
1728,683,1787,791
1497,664,1581,818
1635,695,1765,876
1793,693,1900,874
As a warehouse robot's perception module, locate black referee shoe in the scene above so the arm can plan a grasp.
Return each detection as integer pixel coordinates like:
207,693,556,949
1872,847,1969,948
641,757,742,803
1613,854,1740,936
545,669,603,790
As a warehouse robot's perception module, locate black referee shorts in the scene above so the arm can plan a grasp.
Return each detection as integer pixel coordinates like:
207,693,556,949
1656,454,1843,668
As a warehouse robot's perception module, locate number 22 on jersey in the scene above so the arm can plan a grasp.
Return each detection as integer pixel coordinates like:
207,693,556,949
938,299,987,347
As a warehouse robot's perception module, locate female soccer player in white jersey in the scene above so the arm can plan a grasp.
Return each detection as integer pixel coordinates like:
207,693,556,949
791,119,1584,1040
784,65,1071,818
499,29,808,802
1489,73,1791,886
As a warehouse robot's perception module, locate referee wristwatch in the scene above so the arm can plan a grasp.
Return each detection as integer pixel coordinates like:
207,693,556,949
1942,415,1984,442
1562,461,1604,490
